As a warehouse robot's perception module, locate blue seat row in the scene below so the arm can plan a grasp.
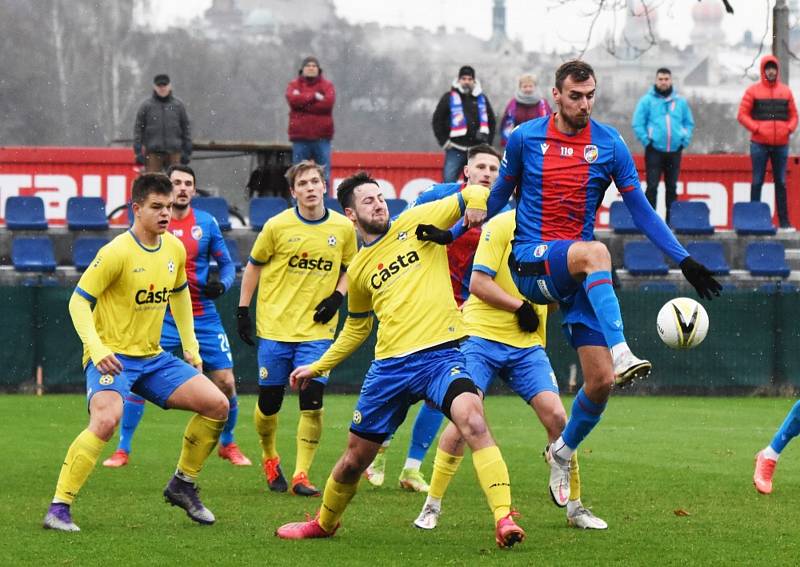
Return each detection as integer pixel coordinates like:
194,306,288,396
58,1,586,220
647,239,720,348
624,240,790,278
11,237,243,274
5,196,110,231
609,201,780,235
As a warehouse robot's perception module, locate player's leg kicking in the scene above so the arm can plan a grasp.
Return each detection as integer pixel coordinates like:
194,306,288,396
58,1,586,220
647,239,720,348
754,400,800,494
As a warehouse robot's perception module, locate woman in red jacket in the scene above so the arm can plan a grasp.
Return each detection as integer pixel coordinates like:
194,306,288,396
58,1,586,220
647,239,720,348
499,73,552,147
286,56,336,183
737,55,798,230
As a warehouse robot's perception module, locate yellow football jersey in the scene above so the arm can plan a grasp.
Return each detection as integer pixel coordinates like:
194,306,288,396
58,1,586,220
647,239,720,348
74,230,189,366
463,210,548,349
249,208,358,341
332,185,489,361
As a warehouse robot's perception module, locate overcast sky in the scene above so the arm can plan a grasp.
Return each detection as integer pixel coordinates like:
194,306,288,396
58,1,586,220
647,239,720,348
145,0,779,53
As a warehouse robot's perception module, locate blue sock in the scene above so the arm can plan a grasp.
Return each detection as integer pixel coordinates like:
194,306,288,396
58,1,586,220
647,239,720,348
583,271,625,347
118,394,146,454
561,388,606,449
220,395,239,447
407,404,445,462
770,400,800,453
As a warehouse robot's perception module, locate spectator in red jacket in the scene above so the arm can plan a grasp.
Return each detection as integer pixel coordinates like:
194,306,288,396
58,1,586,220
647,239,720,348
499,73,552,147
737,55,798,231
286,56,336,183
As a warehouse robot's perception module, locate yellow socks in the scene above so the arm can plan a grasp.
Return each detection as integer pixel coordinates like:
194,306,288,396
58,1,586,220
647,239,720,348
318,475,359,533
177,414,225,480
254,405,279,461
54,429,106,504
472,445,512,522
294,409,323,478
428,447,464,500
569,452,581,502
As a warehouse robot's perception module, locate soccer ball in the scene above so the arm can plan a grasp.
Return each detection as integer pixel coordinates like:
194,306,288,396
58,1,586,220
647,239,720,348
656,297,709,349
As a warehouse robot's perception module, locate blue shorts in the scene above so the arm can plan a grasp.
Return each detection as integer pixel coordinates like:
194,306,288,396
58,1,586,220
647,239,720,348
511,240,607,348
461,336,558,402
162,312,233,372
85,351,199,409
257,338,332,387
351,345,472,440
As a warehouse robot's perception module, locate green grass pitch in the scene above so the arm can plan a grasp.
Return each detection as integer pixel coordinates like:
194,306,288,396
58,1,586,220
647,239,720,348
2,394,800,565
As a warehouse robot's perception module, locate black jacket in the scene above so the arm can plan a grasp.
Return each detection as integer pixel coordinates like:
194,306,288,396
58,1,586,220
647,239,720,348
133,93,192,158
432,81,495,149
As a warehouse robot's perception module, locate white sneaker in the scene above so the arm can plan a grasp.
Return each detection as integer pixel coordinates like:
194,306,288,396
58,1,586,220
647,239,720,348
413,503,441,530
778,226,796,233
544,444,570,507
612,349,651,387
567,505,608,530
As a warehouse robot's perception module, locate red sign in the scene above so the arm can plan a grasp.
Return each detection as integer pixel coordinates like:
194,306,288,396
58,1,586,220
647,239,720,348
1,147,796,229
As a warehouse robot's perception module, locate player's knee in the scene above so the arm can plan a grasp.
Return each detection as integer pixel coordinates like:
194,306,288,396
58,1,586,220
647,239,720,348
204,391,230,421
441,378,480,421
258,385,285,416
89,412,120,441
584,241,611,270
299,380,325,411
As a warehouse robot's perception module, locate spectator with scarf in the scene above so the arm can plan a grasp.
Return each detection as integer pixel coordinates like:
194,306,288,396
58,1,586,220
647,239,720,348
432,65,496,182
500,73,552,147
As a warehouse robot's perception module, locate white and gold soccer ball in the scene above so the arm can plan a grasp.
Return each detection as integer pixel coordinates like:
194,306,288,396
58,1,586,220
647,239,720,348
656,297,709,349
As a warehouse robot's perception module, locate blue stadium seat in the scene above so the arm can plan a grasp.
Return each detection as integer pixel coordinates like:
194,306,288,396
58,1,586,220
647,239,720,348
686,241,730,275
5,196,47,230
386,198,408,219
66,197,108,231
759,282,798,294
745,242,790,277
733,202,776,235
669,201,714,234
324,197,343,215
12,237,56,272
249,197,288,232
73,237,109,272
609,201,641,234
624,241,669,275
638,281,679,293
193,197,231,231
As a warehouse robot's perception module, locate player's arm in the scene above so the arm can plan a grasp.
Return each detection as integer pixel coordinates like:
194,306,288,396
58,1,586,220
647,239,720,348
69,247,123,374
169,284,201,369
313,270,347,324
205,219,234,299
237,224,273,345
613,135,721,299
413,184,489,244
469,270,539,332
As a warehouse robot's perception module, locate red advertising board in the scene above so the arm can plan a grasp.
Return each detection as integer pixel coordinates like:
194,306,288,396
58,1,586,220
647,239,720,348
1,147,797,229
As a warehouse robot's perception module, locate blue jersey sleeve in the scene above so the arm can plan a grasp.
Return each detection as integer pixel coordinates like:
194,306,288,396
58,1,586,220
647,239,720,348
209,219,235,291
613,135,689,264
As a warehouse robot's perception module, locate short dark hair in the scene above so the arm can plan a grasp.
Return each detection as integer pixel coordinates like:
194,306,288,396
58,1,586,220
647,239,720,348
131,173,173,204
337,171,379,210
285,160,326,189
555,60,596,91
467,143,501,162
166,164,196,185
656,67,671,76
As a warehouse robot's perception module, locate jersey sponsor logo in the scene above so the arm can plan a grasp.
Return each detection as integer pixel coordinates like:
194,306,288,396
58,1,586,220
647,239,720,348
560,146,574,157
537,279,557,302
533,244,548,258
352,410,362,425
132,267,145,273
135,283,171,305
327,235,337,247
288,236,302,243
369,250,420,289
288,252,334,271
540,143,550,154
98,374,114,385
584,144,599,163
191,225,203,240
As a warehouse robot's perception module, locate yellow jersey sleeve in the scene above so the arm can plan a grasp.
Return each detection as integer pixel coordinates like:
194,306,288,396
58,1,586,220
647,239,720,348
464,210,547,349
341,226,358,268
75,241,124,302
249,221,275,265
399,184,489,230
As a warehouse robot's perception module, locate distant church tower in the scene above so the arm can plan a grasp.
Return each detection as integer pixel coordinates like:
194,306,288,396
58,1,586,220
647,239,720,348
491,0,507,44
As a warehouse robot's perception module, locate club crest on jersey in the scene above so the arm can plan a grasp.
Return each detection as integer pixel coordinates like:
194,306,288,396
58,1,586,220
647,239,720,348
397,231,408,241
327,235,337,247
533,244,548,258
584,145,599,163
167,260,175,273
191,225,203,240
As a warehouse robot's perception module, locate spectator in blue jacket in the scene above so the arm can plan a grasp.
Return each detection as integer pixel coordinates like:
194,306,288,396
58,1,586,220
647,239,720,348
632,68,694,223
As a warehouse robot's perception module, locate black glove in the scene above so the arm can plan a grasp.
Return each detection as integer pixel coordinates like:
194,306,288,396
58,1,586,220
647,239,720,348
236,306,255,346
313,291,343,324
416,224,453,245
180,153,191,165
515,301,539,332
204,281,225,299
680,256,722,300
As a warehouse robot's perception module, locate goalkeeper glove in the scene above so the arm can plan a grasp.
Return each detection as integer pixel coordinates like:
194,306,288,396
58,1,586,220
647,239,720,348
415,224,453,245
515,301,539,332
236,306,255,346
680,256,722,300
313,291,343,323
203,281,225,299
